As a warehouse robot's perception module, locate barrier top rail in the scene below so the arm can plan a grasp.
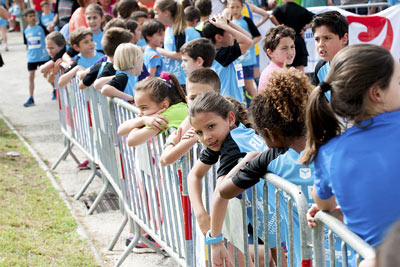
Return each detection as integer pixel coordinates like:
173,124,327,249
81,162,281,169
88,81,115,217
314,211,376,260
338,2,391,8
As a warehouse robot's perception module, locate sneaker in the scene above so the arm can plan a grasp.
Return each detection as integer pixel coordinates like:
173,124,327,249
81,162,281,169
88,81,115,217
77,160,90,170
23,96,35,107
51,89,57,100
4,45,8,52
131,235,161,253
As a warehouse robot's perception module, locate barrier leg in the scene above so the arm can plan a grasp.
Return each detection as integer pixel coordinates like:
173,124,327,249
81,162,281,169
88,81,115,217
87,179,109,215
74,162,101,200
51,137,80,170
115,222,141,267
108,213,128,251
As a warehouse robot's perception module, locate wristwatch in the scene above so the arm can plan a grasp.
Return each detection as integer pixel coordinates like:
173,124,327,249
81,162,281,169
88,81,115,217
205,230,223,245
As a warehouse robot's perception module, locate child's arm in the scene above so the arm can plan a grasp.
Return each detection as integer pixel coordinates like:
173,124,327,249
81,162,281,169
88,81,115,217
126,126,160,147
210,151,260,265
101,84,135,101
118,112,168,136
40,60,55,73
148,67,157,77
249,4,270,27
188,159,213,235
211,14,252,54
160,119,198,166
77,68,90,81
58,65,85,87
156,48,182,61
94,76,114,90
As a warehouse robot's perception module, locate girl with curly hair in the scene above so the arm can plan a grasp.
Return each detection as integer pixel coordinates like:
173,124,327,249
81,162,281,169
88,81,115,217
210,67,315,267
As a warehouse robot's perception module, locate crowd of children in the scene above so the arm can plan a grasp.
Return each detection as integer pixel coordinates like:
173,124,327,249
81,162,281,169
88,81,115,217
6,0,400,265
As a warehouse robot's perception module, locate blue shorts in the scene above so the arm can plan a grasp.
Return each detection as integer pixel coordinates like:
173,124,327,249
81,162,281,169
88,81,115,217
243,65,254,80
0,18,8,27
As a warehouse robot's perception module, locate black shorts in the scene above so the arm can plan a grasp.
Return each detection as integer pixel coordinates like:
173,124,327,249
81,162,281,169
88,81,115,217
27,60,48,71
291,35,308,67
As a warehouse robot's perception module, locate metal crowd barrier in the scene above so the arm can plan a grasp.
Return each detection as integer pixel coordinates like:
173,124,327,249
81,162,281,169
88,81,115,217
52,75,103,210
313,211,376,267
53,76,376,267
338,2,391,14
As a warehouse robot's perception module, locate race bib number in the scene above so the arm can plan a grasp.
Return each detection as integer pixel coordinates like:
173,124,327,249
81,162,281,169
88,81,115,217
234,63,245,87
27,36,41,49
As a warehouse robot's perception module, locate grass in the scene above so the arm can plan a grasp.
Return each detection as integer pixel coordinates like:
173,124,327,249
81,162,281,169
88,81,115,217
0,117,99,267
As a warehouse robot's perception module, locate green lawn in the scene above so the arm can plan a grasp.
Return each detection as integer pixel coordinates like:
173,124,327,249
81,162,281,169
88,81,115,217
0,117,100,267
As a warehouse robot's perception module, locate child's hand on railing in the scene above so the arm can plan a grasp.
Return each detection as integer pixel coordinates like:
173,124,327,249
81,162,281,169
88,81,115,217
211,242,232,267
306,204,320,228
142,111,169,131
181,127,196,140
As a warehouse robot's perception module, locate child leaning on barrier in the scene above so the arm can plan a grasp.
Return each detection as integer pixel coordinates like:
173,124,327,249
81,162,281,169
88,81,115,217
117,72,188,146
58,27,104,87
78,27,133,89
160,68,221,166
302,44,400,252
40,31,67,99
187,92,266,264
100,43,143,101
210,67,314,267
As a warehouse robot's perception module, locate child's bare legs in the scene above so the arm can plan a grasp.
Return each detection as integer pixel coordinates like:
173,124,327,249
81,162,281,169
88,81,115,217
29,69,35,96
270,247,288,267
0,26,7,51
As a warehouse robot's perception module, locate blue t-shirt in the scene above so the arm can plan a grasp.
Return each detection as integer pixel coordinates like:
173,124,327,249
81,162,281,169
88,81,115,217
143,46,165,77
231,16,257,67
163,26,201,84
76,51,105,68
24,25,50,63
314,110,400,247
211,41,244,102
93,31,104,50
41,12,55,28
137,38,146,47
107,71,138,97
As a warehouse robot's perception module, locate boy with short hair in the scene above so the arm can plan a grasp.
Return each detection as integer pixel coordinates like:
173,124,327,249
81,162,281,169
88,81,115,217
141,19,165,77
160,68,221,166
202,14,252,102
23,8,50,107
310,11,348,86
58,27,104,87
40,1,55,32
179,37,215,75
184,6,201,28
194,0,212,31
79,27,134,89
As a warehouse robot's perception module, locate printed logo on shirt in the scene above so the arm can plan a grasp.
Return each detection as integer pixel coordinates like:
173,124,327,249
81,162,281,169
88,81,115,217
299,167,311,179
27,36,41,49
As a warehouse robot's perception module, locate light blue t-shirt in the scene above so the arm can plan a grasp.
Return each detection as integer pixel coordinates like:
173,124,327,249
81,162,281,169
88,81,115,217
121,71,138,96
76,51,105,68
211,58,244,102
163,26,201,84
143,46,165,77
93,31,104,50
40,12,55,28
24,25,50,63
315,110,400,248
231,16,257,67
137,37,146,47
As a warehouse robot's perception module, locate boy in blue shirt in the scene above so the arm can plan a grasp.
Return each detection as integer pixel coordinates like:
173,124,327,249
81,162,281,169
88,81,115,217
141,19,165,77
40,1,55,32
202,14,252,103
58,27,104,87
23,8,50,107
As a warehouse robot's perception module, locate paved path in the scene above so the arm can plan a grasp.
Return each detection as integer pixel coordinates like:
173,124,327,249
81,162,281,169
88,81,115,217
0,32,176,267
